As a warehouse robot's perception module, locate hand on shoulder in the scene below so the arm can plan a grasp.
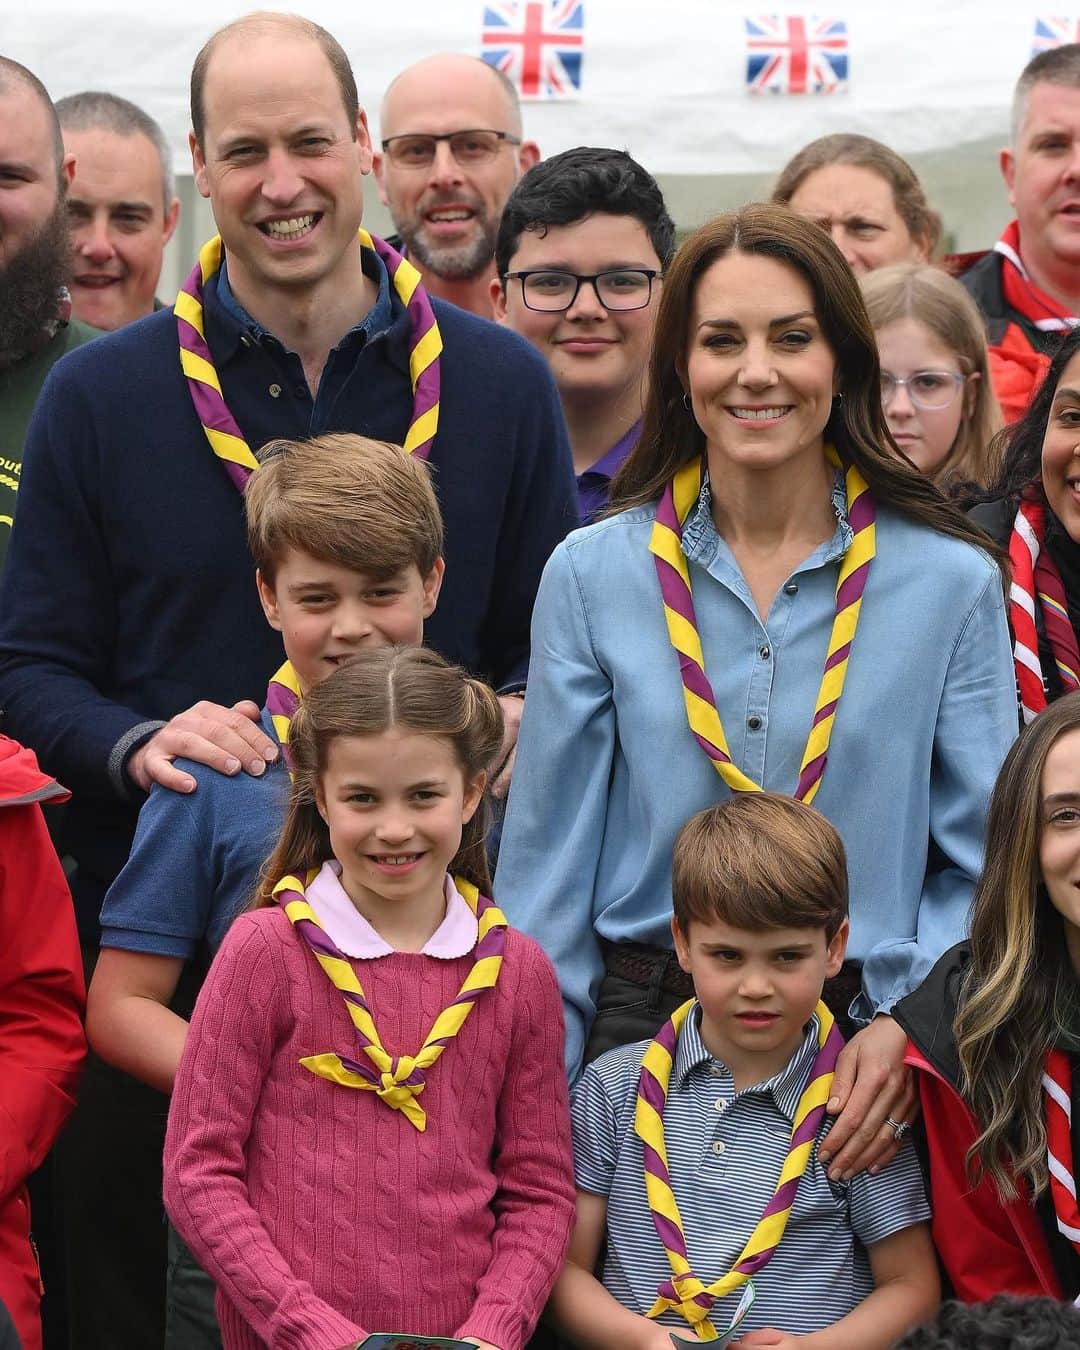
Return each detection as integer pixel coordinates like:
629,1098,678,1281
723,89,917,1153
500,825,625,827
127,699,278,793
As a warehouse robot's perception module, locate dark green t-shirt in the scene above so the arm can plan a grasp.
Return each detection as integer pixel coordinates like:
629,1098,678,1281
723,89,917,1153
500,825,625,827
0,318,100,570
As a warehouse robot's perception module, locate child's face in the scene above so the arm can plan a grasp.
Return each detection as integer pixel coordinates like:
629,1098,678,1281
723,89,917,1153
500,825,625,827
257,548,443,694
671,914,848,1087
316,729,485,914
1039,726,1080,976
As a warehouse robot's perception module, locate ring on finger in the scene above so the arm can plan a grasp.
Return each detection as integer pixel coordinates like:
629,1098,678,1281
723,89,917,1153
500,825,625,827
884,1116,910,1142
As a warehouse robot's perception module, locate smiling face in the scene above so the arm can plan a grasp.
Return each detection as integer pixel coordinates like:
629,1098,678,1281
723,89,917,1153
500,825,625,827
493,211,662,408
1003,82,1080,288
876,316,972,478
190,31,371,306
786,163,927,275
1041,349,1080,541
672,915,847,1086
64,126,178,331
316,729,484,917
1039,727,1080,976
683,251,837,476
256,547,442,694
376,55,537,282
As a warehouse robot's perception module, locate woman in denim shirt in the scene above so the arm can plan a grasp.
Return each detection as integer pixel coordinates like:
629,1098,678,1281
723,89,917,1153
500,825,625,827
497,203,1017,1181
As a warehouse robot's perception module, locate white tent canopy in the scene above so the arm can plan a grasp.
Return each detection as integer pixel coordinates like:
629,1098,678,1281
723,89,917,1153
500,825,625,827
3,0,1045,288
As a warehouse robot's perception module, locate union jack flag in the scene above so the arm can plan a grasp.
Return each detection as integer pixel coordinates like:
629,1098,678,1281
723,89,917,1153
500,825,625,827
481,1,584,100
1033,17,1080,57
745,16,849,95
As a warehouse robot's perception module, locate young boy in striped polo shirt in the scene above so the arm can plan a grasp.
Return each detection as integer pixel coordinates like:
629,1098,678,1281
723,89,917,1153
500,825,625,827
550,793,940,1349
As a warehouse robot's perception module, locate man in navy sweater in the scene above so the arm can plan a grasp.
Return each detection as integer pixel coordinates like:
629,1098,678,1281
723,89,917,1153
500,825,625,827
0,16,575,1348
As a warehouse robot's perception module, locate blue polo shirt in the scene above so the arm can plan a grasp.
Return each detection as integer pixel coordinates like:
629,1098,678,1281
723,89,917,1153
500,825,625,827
571,1006,929,1339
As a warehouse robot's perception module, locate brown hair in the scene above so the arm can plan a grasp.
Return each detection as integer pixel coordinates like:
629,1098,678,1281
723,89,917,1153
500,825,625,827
861,262,1004,495
957,692,1080,1200
672,793,848,941
254,647,504,905
608,203,1002,565
245,433,443,585
772,133,942,258
190,12,359,146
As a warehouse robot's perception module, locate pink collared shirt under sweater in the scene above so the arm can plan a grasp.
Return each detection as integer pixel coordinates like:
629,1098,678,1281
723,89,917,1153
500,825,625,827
163,865,574,1350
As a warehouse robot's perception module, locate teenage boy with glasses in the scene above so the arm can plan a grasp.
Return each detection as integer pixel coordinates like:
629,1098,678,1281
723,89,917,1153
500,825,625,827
493,147,675,522
375,54,539,317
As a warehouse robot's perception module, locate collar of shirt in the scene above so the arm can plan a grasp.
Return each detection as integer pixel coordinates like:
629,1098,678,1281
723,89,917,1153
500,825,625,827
682,466,853,582
304,860,479,959
577,419,642,524
210,244,395,362
673,1002,823,1124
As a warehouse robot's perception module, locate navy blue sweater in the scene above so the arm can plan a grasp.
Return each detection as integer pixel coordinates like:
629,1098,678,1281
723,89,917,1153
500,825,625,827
0,274,576,920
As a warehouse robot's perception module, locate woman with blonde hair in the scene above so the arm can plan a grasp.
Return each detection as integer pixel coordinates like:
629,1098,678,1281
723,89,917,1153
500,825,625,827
862,263,1003,498
896,692,1080,1301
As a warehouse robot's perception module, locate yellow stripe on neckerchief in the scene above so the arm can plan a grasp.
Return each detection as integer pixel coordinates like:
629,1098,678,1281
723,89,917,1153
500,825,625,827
264,659,302,776
634,999,845,1337
175,231,442,493
272,868,508,1131
648,446,875,802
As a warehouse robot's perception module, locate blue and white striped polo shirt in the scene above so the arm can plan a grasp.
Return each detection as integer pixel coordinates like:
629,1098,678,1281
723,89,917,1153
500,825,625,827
571,1006,930,1339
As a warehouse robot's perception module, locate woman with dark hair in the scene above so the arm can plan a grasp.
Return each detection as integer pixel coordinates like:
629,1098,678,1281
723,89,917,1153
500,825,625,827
970,328,1080,720
497,203,1016,1177
895,693,1080,1301
773,133,941,276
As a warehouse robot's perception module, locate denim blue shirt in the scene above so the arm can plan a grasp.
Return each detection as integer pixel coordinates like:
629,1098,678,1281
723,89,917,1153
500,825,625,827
496,482,1017,1079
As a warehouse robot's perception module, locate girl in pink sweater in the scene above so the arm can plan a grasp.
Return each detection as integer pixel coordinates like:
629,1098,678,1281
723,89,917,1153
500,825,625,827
163,648,575,1350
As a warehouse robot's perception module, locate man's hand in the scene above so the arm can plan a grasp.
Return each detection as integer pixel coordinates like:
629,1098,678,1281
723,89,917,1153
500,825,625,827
818,1014,916,1180
733,1328,801,1348
491,693,525,799
126,699,278,794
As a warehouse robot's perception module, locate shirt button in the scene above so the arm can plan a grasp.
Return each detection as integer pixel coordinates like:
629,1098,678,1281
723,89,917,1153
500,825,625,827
240,334,252,348
714,1099,726,1113
709,1065,724,1079
747,715,763,730
712,1140,726,1155
268,383,282,398
784,581,799,595
759,645,771,660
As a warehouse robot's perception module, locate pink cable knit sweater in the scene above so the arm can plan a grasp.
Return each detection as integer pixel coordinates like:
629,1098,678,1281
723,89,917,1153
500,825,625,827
163,905,575,1350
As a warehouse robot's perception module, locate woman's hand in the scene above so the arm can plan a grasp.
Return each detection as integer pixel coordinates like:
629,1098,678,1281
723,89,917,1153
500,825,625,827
463,1338,503,1350
817,1014,917,1180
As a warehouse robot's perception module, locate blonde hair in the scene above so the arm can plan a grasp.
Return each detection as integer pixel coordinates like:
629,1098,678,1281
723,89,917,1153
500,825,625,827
254,647,504,906
244,433,443,585
957,692,1080,1200
861,263,1003,495
672,793,848,941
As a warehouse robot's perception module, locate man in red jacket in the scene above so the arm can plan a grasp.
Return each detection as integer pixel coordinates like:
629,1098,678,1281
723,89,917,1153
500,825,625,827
0,736,85,1350
957,44,1080,420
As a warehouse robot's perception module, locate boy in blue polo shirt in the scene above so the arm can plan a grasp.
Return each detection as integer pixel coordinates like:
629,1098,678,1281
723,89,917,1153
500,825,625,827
85,432,443,1345
551,794,939,1349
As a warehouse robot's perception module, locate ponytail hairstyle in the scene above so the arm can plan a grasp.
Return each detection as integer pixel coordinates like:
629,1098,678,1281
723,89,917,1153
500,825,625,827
956,690,1080,1199
253,646,505,907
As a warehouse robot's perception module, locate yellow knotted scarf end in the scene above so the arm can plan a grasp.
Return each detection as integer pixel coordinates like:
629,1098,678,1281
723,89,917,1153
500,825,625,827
299,1052,429,1131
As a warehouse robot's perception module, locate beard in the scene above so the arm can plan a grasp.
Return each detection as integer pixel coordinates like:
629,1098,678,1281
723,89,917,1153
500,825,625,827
0,193,71,361
395,198,499,282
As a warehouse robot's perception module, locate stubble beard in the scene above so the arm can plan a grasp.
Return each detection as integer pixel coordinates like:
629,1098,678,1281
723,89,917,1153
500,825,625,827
399,210,498,282
0,192,71,362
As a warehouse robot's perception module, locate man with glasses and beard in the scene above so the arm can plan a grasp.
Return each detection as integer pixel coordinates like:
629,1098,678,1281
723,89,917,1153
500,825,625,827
0,58,98,569
375,53,539,317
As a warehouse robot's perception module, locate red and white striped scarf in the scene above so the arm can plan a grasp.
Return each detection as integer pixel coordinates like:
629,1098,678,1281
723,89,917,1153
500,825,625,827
1009,496,1080,722
996,220,1080,337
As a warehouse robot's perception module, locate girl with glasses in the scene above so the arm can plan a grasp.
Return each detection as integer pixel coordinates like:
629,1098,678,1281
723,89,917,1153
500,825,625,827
862,264,1003,500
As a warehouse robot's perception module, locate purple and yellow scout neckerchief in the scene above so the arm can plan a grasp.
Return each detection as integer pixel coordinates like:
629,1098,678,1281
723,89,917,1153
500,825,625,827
271,867,508,1132
265,659,302,775
648,445,875,804
634,999,845,1338
174,231,442,492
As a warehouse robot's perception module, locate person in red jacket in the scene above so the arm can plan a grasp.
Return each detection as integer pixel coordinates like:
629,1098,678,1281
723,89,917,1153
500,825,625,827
0,736,86,1350
894,692,1080,1303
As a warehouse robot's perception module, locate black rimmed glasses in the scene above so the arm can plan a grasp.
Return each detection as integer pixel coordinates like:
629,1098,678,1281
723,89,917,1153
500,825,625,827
380,129,521,168
503,269,663,313
880,369,966,411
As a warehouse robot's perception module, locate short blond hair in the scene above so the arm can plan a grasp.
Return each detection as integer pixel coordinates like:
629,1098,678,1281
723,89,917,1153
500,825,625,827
245,434,442,584
672,794,848,940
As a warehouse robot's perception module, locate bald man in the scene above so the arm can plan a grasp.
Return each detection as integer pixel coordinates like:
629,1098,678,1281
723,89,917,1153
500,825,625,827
375,54,539,316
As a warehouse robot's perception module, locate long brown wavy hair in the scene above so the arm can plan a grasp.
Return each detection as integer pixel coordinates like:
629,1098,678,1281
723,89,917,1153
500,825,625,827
608,203,1000,561
957,692,1080,1199
253,647,504,906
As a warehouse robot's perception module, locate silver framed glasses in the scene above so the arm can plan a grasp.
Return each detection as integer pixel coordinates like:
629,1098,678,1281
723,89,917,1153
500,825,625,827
380,130,521,168
503,269,663,313
880,370,966,411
